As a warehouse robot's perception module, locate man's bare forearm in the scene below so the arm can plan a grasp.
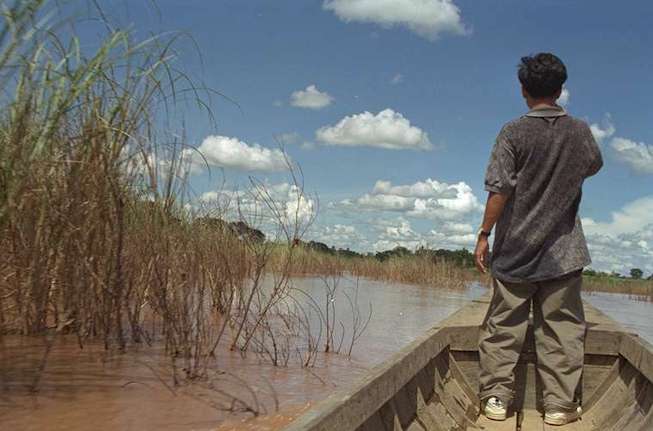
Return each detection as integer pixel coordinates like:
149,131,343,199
481,192,509,232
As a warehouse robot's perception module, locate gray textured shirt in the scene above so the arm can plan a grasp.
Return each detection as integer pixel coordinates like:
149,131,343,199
485,106,603,283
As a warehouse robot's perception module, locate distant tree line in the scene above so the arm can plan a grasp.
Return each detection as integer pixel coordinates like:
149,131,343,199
303,241,475,268
194,217,266,243
583,267,653,281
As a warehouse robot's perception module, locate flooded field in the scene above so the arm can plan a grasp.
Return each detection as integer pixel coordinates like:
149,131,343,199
1,277,650,431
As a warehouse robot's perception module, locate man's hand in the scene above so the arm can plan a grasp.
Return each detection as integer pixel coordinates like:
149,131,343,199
474,235,490,273
474,191,508,274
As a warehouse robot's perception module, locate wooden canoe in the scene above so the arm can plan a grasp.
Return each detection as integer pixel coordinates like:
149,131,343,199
283,295,653,431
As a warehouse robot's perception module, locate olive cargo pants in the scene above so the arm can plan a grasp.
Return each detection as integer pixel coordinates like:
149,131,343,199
478,271,585,412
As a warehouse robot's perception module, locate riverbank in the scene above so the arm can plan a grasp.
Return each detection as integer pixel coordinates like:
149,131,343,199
272,244,653,300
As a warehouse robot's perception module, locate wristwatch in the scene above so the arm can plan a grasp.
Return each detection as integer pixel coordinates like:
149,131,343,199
477,227,491,239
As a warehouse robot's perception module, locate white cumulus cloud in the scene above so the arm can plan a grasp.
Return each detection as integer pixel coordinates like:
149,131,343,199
198,182,315,230
316,108,433,150
373,218,425,251
442,221,474,234
355,193,414,211
558,87,570,106
586,116,652,175
372,179,458,198
290,85,334,109
187,135,289,173
338,178,482,220
369,217,477,251
589,118,615,143
583,225,653,276
408,182,481,219
610,137,653,175
582,196,653,238
310,224,367,250
323,0,469,41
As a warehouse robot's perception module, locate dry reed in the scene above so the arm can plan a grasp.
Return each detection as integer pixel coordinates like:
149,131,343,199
0,1,323,393
273,245,480,291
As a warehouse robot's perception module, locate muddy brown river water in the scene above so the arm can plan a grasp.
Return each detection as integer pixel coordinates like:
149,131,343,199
1,277,651,431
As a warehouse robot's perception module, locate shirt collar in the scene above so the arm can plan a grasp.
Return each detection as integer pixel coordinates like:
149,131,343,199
525,105,567,118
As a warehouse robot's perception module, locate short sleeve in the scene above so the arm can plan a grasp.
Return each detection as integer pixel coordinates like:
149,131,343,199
484,126,517,195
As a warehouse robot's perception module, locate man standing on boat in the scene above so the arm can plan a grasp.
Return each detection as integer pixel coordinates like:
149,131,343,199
474,53,603,426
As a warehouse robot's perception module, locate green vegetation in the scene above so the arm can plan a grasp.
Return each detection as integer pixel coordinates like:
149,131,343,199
583,267,652,280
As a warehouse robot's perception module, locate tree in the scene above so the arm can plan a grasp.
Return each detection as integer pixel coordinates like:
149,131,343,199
583,268,597,276
630,268,644,279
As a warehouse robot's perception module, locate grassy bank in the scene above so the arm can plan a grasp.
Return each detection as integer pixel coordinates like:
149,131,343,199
269,244,482,291
271,243,653,301
582,275,653,300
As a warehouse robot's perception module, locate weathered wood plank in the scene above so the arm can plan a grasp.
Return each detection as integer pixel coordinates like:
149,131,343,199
475,414,516,430
379,401,403,431
424,400,457,431
357,411,386,431
518,409,543,431
583,360,639,430
394,384,418,427
608,375,653,431
283,328,450,431
435,379,471,428
436,297,491,329
414,385,446,431
619,333,653,383
448,351,481,410
581,357,618,404
450,351,480,392
432,352,473,428
405,420,426,431
582,359,620,412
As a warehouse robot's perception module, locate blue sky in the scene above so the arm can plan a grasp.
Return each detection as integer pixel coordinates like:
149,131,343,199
91,0,652,275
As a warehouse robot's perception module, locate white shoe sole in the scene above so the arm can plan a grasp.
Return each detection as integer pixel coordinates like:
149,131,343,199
484,411,507,421
544,407,582,425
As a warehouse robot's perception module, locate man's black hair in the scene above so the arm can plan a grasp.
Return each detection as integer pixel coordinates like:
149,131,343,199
518,53,567,98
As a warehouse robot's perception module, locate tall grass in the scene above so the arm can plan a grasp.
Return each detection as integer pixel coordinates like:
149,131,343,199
583,275,653,302
0,1,317,390
273,245,479,291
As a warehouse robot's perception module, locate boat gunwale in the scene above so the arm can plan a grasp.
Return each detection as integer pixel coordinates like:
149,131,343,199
282,295,653,431
281,298,496,431
282,324,452,431
619,333,653,383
